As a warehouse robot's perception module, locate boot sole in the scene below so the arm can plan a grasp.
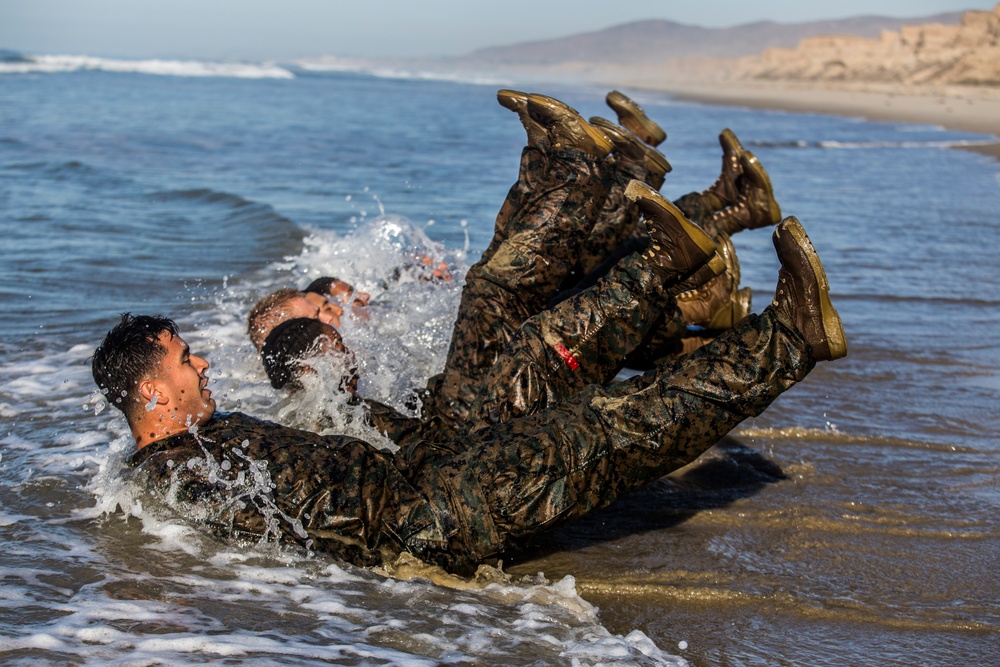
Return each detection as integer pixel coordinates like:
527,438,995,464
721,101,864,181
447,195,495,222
742,151,782,225
625,180,719,259
588,116,633,149
591,116,672,174
528,94,613,155
497,89,528,112
719,128,745,158
781,217,847,360
606,90,666,145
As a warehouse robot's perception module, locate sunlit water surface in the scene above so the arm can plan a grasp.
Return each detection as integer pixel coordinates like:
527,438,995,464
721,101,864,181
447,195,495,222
1,56,998,665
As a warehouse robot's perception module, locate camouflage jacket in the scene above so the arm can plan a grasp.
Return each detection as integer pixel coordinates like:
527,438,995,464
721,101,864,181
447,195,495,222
127,411,468,569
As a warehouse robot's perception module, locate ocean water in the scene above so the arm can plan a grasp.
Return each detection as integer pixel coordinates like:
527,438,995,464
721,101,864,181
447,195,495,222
1,53,998,666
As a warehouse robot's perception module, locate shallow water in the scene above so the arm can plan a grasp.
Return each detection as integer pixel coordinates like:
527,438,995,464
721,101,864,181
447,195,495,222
1,54,998,665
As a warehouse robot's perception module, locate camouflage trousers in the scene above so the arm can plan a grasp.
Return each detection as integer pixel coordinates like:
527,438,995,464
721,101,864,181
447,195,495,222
576,164,718,282
407,305,816,570
427,145,612,430
564,163,733,370
572,153,665,279
465,252,679,432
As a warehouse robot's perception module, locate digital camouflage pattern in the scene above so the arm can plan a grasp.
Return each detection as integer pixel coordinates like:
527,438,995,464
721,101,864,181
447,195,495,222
127,306,815,574
466,251,670,432
427,145,612,431
575,151,665,278
359,143,723,448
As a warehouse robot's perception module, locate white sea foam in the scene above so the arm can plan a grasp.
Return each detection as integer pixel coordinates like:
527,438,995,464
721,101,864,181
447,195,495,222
196,214,467,432
0,54,295,79
294,56,510,86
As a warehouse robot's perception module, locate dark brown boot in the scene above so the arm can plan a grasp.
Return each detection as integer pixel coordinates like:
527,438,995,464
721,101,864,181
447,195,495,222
771,217,847,361
705,128,745,208
497,89,547,148
589,116,672,179
677,129,745,216
624,180,722,286
606,90,666,146
526,93,613,158
701,150,781,238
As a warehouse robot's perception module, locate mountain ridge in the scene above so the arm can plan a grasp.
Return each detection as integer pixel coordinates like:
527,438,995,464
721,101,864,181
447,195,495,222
459,12,967,65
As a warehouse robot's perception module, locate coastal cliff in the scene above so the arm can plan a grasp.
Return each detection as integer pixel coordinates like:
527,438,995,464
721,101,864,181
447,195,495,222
730,4,1000,86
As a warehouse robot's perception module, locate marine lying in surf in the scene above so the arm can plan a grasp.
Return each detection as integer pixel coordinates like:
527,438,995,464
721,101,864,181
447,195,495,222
92,197,846,575
257,90,788,443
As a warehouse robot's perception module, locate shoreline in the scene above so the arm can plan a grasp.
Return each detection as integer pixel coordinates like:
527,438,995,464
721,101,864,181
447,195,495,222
623,79,1000,161
479,61,1000,161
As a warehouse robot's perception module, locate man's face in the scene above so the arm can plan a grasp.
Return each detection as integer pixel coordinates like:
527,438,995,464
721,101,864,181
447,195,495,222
297,322,359,394
150,332,216,428
300,293,343,329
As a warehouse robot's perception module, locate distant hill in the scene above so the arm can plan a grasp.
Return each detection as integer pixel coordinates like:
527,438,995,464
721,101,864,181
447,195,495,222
459,13,966,66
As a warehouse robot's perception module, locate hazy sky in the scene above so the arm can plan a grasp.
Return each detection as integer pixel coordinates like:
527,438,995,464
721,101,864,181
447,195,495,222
2,0,994,60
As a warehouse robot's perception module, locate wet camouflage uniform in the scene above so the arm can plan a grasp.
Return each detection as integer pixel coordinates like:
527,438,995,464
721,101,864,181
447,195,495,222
361,143,706,446
361,143,689,447
572,147,667,280
424,144,612,432
465,251,675,432
361,249,679,453
128,305,816,574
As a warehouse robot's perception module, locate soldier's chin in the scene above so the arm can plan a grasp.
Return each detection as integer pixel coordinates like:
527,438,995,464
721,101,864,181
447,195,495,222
198,399,217,422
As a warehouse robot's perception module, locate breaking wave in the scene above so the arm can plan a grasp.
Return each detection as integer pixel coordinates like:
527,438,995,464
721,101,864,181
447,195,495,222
0,52,295,79
293,56,510,86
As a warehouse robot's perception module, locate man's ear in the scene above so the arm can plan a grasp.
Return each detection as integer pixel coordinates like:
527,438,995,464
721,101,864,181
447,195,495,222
138,378,168,407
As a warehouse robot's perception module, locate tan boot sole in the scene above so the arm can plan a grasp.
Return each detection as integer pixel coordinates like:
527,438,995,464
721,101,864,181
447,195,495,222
588,116,638,156
781,217,847,360
742,151,782,225
719,128,745,159
625,180,718,259
528,94,612,156
497,89,528,112
591,116,672,175
606,90,666,145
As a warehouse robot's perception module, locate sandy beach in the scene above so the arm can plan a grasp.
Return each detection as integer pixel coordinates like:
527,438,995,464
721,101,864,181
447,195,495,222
619,78,1000,160
487,59,1000,160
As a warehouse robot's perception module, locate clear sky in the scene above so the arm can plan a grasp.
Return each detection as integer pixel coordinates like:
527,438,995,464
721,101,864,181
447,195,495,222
1,0,995,60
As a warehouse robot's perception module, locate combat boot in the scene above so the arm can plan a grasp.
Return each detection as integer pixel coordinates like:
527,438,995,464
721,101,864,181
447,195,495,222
526,93,613,158
606,90,666,146
497,89,548,148
701,151,782,238
589,117,672,180
771,217,847,361
702,128,746,209
624,180,723,288
677,233,751,329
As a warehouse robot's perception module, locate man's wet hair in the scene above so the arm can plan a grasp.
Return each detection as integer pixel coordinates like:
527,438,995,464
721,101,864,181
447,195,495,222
261,317,350,390
92,313,178,421
304,276,344,296
246,288,301,351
